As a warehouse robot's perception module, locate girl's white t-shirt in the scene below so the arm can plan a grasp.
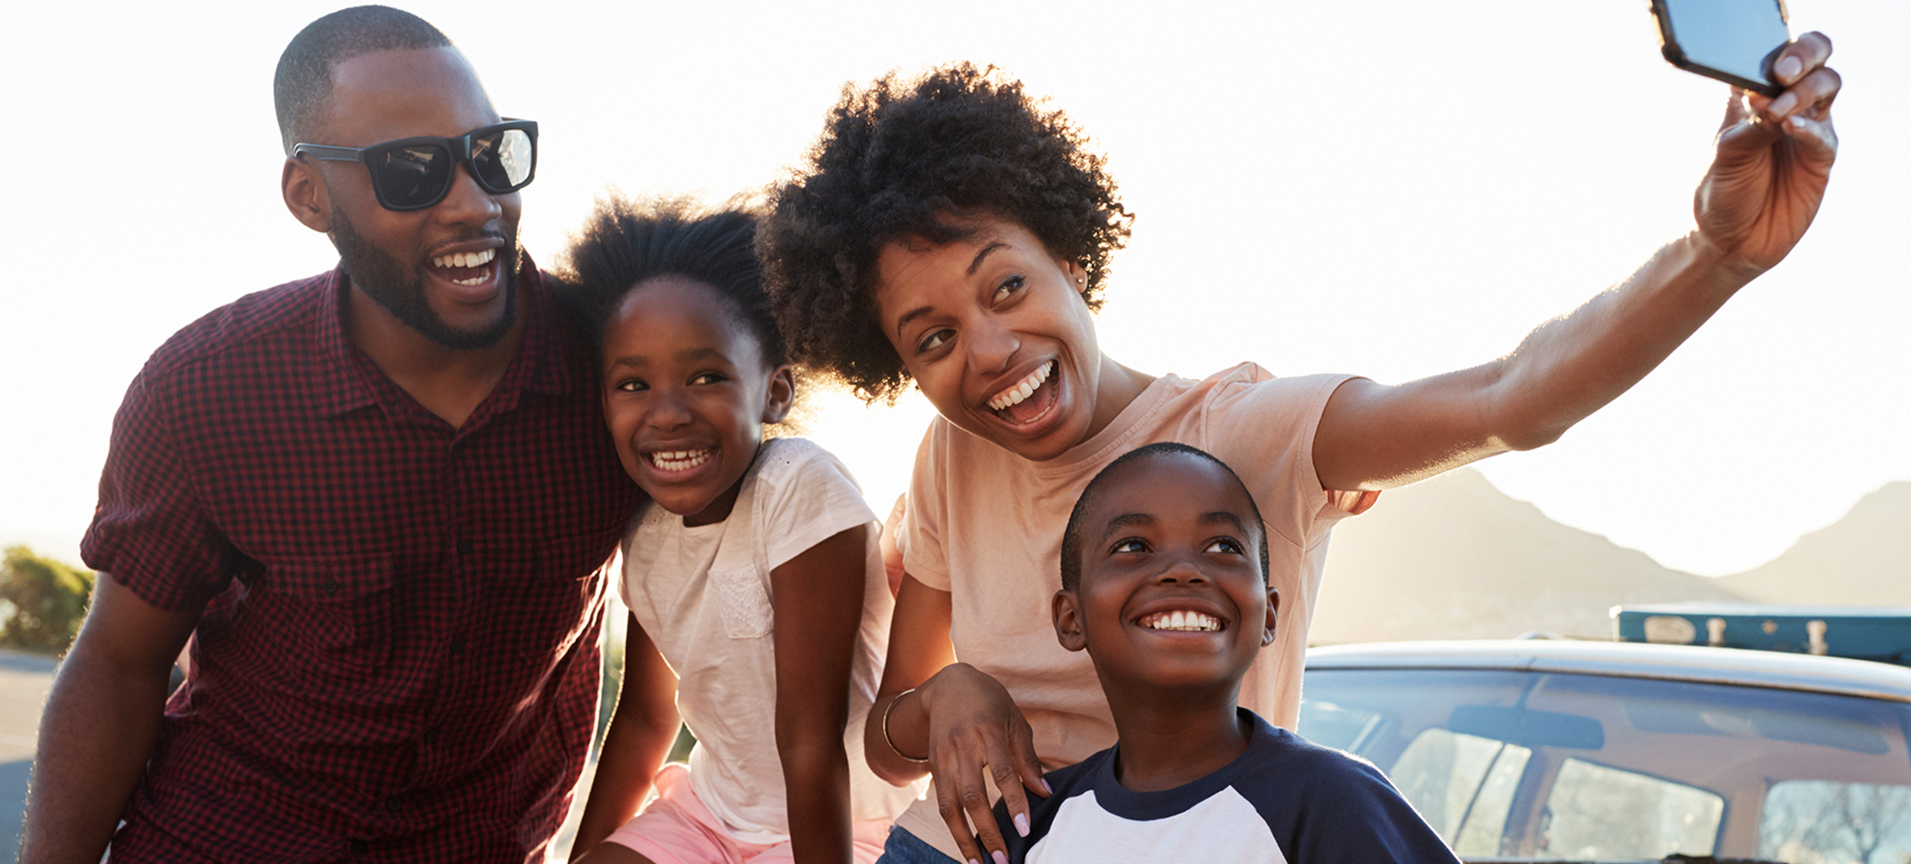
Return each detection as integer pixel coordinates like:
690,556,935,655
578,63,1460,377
619,437,922,844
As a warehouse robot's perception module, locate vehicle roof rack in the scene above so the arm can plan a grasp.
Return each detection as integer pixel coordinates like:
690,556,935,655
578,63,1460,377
1612,602,1911,667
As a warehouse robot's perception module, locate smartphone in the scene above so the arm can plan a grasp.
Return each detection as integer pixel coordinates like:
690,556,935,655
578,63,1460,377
1649,0,1793,96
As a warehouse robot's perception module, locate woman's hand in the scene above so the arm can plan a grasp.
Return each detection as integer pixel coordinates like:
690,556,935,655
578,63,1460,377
915,663,1050,864
867,576,1049,864
1693,32,1840,273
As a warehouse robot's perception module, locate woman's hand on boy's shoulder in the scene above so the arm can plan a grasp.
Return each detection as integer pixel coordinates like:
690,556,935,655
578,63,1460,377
919,663,1052,864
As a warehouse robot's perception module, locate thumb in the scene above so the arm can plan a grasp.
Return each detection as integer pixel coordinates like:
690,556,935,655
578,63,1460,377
1714,91,1782,157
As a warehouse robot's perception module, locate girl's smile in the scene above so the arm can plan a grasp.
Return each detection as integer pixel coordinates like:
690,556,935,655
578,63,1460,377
601,276,793,526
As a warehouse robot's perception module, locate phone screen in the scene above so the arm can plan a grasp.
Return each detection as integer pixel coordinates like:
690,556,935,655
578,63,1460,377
1658,0,1792,91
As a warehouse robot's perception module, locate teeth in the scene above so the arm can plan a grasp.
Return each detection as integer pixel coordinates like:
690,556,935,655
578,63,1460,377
646,448,713,472
1139,610,1222,632
431,248,497,270
987,361,1054,412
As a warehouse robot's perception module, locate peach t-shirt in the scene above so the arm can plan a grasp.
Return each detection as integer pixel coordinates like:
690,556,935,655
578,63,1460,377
894,363,1363,855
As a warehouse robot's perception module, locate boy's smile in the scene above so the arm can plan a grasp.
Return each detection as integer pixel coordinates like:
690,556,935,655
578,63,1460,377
1055,452,1277,694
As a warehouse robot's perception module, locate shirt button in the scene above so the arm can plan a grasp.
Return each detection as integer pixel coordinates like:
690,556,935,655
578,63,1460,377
383,797,401,813
457,539,474,555
422,729,439,745
322,579,340,596
450,638,466,656
350,839,369,855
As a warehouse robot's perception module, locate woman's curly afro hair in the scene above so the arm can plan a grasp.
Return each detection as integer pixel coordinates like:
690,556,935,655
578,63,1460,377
760,62,1133,403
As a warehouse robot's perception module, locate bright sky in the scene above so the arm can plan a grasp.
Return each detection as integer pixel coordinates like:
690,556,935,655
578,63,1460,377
1,0,1905,577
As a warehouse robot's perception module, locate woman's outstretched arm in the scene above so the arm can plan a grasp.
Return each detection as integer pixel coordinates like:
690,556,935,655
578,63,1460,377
1314,33,1840,492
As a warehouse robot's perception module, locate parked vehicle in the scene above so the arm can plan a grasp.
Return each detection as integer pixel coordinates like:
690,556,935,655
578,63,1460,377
1299,638,1911,863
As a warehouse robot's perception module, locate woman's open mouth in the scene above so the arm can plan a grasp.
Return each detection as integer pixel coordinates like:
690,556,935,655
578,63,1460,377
986,360,1058,426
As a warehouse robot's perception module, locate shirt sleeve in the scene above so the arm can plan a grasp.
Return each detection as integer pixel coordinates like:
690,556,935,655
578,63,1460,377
1200,371,1366,551
756,438,879,572
1276,750,1463,864
897,421,952,591
80,370,235,610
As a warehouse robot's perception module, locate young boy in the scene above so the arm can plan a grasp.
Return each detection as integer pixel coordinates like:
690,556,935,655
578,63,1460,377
999,442,1461,863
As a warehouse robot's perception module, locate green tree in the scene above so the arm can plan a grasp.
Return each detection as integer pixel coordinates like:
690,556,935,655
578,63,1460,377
0,545,96,652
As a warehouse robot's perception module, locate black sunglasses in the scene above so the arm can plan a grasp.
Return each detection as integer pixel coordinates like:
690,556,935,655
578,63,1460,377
294,119,538,212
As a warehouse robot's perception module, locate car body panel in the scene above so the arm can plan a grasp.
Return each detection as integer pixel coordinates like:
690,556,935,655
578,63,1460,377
1301,640,1911,863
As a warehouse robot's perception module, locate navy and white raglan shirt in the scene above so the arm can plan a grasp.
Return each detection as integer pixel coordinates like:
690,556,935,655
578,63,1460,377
997,709,1461,863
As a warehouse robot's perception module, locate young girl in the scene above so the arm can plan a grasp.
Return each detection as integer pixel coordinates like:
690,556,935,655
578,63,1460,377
560,197,918,864
756,53,1838,864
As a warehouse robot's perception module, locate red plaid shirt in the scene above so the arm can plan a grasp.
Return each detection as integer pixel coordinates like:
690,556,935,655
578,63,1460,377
81,260,641,862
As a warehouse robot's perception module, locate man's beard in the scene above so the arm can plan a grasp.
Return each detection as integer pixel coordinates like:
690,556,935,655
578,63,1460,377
329,207,518,351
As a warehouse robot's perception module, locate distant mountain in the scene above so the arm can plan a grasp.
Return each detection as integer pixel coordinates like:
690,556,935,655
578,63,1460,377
1313,469,1742,643
1714,482,1911,605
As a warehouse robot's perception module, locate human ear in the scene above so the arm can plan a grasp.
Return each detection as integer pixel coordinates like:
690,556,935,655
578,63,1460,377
1052,589,1088,652
1261,587,1280,647
761,364,796,423
1059,258,1088,294
282,157,332,233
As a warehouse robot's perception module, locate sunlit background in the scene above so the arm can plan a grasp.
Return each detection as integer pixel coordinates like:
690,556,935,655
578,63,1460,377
2,0,1905,578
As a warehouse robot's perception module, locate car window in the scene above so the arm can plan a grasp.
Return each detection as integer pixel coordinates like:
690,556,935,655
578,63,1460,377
1298,666,1911,860
1540,757,1722,859
1759,779,1911,863
1390,728,1532,855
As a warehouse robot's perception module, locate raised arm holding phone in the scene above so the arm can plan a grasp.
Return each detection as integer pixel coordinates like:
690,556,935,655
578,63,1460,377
760,21,1839,864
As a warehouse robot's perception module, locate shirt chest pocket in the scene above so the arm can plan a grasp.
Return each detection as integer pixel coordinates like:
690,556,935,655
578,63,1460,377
267,555,394,677
480,533,614,662
709,565,772,640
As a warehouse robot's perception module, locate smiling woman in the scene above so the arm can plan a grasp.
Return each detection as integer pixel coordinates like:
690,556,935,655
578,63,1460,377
760,36,1842,861
873,220,1147,463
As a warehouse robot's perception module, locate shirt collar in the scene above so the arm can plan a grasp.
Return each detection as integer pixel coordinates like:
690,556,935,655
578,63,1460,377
312,252,579,422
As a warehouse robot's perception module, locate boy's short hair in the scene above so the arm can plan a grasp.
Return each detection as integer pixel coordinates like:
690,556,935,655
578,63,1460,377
759,62,1134,403
1060,442,1270,592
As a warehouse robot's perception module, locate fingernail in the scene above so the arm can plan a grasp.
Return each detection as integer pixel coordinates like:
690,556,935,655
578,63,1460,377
993,853,1009,864
1041,778,1053,795
1014,812,1030,836
1776,55,1802,83
1789,114,1812,131
1769,92,1797,117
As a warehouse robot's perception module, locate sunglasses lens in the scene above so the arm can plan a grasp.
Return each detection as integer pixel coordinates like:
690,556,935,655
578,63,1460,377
471,128,535,192
374,144,452,209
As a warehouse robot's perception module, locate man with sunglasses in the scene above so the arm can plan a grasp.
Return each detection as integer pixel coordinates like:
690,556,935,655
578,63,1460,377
22,7,638,863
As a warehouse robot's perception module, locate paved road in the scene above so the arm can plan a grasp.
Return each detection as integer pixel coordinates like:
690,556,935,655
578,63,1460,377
0,650,59,862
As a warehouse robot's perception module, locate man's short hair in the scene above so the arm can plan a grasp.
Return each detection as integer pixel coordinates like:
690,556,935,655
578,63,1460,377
273,5,452,154
1060,442,1270,592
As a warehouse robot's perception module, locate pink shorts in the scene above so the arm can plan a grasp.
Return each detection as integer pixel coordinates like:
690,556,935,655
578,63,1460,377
602,764,890,864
